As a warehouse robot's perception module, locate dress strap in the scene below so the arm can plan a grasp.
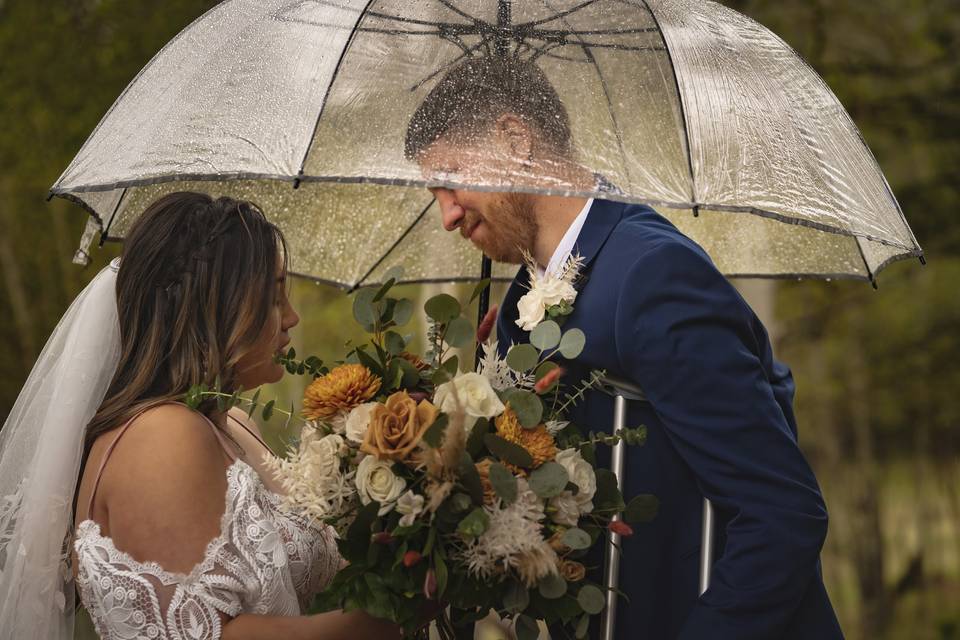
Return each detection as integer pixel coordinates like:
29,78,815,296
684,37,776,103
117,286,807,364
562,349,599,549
85,410,148,521
226,412,272,453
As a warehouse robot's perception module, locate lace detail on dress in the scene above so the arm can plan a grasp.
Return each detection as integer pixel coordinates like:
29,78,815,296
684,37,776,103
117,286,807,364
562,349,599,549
75,459,340,640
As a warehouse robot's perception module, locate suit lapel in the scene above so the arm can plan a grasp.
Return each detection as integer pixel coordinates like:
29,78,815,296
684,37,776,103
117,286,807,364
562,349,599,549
497,198,627,351
569,198,626,293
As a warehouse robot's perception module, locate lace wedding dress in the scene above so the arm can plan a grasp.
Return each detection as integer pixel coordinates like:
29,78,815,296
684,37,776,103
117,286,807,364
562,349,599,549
73,416,342,640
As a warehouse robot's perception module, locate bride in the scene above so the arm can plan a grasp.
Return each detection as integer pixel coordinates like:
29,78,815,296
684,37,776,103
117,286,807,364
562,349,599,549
0,192,400,639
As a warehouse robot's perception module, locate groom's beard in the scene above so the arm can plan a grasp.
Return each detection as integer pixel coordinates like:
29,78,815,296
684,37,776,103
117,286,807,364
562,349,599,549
474,192,538,264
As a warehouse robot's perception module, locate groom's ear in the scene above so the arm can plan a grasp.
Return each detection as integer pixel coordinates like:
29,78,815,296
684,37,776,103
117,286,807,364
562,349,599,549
493,113,534,165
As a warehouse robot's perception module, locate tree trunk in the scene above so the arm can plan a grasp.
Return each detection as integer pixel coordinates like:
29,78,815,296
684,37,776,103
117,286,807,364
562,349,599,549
0,205,35,369
847,310,888,638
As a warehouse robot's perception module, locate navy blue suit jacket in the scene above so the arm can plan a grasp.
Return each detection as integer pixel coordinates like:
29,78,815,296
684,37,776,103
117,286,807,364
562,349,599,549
496,200,843,640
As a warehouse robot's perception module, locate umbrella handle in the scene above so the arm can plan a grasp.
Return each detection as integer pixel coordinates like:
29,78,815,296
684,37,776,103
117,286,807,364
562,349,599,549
699,498,714,595
474,255,493,368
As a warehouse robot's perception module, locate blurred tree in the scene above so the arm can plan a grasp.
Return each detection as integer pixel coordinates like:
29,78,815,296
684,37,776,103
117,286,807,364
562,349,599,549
0,1,957,639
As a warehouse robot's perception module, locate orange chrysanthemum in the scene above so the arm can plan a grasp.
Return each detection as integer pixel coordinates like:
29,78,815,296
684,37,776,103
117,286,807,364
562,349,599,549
495,405,557,469
303,364,380,420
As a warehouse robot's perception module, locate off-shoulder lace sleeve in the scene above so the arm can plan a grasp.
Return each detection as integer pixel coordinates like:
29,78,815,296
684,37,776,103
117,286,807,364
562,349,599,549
74,460,334,640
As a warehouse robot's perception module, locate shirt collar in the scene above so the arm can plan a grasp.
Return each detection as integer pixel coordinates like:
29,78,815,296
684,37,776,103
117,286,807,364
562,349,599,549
538,197,594,278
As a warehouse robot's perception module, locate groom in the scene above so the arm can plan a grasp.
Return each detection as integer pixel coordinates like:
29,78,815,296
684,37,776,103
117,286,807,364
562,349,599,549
406,58,844,639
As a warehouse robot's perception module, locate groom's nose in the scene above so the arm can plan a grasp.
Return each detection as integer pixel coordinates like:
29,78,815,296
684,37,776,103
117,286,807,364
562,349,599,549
430,187,466,232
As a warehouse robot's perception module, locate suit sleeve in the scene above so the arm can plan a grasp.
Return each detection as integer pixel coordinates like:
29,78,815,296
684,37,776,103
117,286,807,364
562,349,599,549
613,240,828,640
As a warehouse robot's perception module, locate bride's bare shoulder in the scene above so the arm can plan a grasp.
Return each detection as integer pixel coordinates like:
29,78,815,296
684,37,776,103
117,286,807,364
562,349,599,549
98,404,222,462
90,404,228,507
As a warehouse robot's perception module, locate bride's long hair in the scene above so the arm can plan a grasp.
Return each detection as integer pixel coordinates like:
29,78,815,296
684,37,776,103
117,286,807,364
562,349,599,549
84,191,288,464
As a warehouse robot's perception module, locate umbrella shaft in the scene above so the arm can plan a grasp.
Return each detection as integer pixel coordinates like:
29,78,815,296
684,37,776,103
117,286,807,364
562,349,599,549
699,499,715,595
601,393,628,640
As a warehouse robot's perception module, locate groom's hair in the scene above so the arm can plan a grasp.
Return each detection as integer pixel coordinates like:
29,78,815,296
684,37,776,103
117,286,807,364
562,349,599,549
404,56,572,160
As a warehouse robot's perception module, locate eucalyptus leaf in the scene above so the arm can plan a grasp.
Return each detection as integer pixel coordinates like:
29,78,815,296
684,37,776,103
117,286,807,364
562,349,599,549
528,462,569,499
449,493,472,513
384,331,406,355
624,494,660,523
436,552,449,598
457,507,490,538
470,278,491,303
538,572,568,600
385,359,403,391
534,361,560,383
444,316,474,349
424,294,461,324
466,417,490,458
393,298,414,327
352,288,378,330
594,469,626,512
395,357,421,389
422,414,449,448
504,582,530,614
530,320,562,351
484,434,534,468
442,355,460,376
558,329,587,359
506,344,539,373
458,452,485,505
505,390,544,428
246,388,261,418
372,278,396,303
575,613,590,639
355,348,383,378
561,528,591,550
261,399,276,422
488,462,518,504
516,614,539,640
577,585,605,615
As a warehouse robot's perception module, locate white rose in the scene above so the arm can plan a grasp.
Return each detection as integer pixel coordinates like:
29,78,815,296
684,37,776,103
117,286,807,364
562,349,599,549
303,434,345,484
554,448,596,508
549,491,581,527
344,402,378,443
355,455,406,515
396,490,425,527
536,276,578,308
434,372,505,421
515,289,546,332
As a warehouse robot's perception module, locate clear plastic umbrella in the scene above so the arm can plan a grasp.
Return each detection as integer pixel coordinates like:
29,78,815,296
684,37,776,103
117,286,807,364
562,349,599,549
50,0,922,292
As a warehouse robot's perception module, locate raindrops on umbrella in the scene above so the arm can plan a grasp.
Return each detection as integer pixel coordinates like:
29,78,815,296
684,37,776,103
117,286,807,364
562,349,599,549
51,0,921,290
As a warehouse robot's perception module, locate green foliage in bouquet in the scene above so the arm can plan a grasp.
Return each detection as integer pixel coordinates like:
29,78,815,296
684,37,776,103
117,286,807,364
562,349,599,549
190,267,655,639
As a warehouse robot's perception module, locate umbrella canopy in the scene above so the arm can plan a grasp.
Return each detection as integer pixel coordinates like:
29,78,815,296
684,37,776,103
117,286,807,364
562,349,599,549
51,0,922,288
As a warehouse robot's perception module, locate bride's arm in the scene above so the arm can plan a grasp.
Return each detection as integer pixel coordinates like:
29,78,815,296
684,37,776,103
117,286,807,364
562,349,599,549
223,610,399,640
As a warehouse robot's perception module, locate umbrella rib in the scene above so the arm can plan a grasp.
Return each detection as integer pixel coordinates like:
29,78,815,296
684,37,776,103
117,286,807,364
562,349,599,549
99,188,128,247
515,0,601,28
435,0,483,25
853,236,878,288
536,0,636,187
408,37,491,92
294,0,379,187
349,197,436,292
641,0,699,212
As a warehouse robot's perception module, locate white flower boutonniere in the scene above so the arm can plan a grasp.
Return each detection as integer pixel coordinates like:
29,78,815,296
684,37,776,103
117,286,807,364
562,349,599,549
515,251,584,332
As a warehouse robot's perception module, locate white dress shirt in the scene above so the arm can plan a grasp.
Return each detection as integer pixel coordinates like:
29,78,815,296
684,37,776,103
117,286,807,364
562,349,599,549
539,198,594,278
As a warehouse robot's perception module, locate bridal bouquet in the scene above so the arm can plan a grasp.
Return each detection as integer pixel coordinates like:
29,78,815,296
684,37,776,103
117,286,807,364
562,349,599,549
261,265,653,639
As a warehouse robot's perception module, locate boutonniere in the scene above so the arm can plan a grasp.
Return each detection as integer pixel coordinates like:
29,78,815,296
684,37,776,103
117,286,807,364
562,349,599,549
515,250,585,332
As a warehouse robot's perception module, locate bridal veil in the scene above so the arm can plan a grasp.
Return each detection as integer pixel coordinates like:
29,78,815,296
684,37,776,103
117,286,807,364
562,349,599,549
0,258,121,639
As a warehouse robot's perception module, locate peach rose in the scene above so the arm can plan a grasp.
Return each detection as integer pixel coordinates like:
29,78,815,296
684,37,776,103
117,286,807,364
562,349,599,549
360,391,439,461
